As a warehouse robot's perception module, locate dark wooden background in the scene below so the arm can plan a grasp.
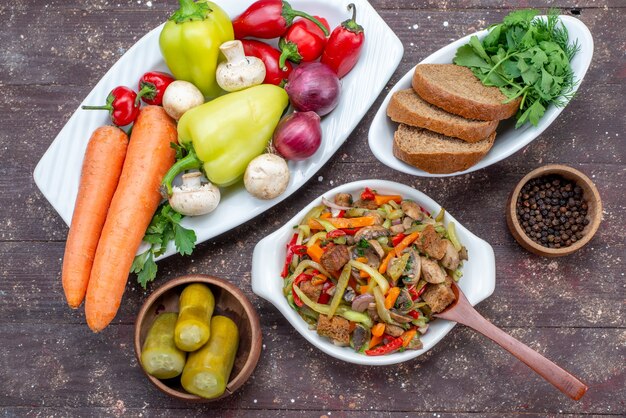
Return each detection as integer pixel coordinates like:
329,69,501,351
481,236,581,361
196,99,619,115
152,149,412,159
1,0,624,416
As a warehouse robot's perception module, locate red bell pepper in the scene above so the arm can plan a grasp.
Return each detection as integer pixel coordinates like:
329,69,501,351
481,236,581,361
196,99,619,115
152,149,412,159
326,230,347,239
281,233,299,278
360,187,375,201
392,233,406,247
365,336,403,356
317,280,334,304
241,39,293,86
408,310,420,319
321,3,365,78
341,228,359,235
81,86,140,127
292,273,313,307
337,210,346,218
233,0,329,40
278,17,330,69
136,71,175,106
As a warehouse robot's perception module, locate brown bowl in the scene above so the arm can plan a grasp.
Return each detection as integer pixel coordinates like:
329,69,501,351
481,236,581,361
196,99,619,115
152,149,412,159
506,164,602,257
134,274,262,402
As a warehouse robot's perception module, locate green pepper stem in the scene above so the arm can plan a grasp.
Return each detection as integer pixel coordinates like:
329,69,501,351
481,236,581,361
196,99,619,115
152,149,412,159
161,148,203,196
170,0,211,23
342,3,364,33
282,1,330,36
135,84,155,106
81,104,112,111
278,38,301,70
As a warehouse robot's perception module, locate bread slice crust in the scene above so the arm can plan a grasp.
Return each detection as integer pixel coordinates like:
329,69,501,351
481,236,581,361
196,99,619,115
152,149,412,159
392,124,496,174
387,89,498,143
412,64,520,121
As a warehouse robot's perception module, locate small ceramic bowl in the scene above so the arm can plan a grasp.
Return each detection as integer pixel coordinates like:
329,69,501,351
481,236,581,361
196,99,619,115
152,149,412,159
134,274,262,402
506,164,602,257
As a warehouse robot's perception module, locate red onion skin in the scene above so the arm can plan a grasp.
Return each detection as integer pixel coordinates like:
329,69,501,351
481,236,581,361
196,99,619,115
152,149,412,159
284,62,341,116
272,111,322,161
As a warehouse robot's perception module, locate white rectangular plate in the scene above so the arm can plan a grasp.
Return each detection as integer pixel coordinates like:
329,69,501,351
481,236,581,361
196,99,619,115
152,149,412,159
33,0,404,259
368,15,593,177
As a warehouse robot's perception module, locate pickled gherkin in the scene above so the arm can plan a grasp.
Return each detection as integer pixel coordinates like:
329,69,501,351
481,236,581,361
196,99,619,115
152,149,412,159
140,312,186,379
181,315,239,399
175,283,215,352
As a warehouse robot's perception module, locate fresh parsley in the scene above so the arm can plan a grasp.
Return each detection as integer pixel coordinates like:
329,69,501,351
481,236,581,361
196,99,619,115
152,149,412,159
453,9,580,128
131,203,197,288
356,238,370,256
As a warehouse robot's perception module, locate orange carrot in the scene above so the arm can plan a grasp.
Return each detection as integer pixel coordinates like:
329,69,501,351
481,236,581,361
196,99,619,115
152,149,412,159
379,251,394,274
401,328,417,348
371,323,385,337
374,194,402,206
378,232,421,274
61,126,128,309
306,243,324,263
311,273,327,286
385,287,401,308
308,216,376,230
85,106,177,332
320,212,332,219
369,334,383,349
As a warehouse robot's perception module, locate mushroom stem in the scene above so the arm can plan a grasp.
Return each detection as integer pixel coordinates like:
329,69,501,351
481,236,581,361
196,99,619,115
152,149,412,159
220,40,246,64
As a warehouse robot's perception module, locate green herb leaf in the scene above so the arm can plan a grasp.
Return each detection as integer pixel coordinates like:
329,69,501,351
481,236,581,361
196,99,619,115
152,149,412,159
137,252,157,289
174,224,196,256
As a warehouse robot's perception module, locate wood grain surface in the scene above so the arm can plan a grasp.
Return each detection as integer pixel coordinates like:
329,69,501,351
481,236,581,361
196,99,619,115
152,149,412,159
1,0,624,417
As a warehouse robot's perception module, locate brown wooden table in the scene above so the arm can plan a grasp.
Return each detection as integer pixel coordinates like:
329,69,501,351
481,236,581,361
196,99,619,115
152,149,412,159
2,0,624,416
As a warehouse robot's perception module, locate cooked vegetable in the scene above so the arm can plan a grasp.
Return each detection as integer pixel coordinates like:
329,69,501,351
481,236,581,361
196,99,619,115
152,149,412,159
216,40,266,92
321,3,365,78
181,316,239,399
81,86,140,127
281,188,465,355
244,153,290,200
272,112,322,161
136,71,175,106
62,126,128,308
162,84,289,189
242,39,293,86
278,16,329,68
168,171,220,216
141,312,186,379
162,80,205,121
454,9,580,128
85,106,178,332
159,0,233,99
284,62,341,116
232,0,329,39
175,283,215,352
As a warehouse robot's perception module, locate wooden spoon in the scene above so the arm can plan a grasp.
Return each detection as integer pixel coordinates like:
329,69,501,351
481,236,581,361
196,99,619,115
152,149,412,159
434,283,588,401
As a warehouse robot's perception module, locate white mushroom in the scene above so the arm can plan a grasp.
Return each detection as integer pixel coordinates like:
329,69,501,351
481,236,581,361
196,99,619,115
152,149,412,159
162,80,204,120
244,154,290,200
216,40,266,92
168,171,220,216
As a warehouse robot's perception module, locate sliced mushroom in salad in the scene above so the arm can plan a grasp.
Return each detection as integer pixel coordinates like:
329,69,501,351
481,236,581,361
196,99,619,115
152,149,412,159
281,188,468,356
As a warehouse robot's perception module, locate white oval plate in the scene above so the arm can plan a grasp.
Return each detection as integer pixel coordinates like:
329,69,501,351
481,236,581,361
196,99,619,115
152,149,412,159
368,15,593,177
33,0,403,259
251,179,496,365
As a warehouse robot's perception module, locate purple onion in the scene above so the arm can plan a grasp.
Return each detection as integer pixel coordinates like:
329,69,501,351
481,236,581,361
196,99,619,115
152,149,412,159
272,111,322,161
284,62,341,116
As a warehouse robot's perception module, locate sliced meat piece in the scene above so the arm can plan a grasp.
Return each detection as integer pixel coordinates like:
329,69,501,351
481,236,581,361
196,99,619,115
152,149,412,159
401,200,424,221
420,256,446,284
354,226,390,242
390,224,405,234
416,224,447,259
402,216,414,229
334,193,353,207
353,198,379,210
299,280,323,302
385,323,405,337
317,314,351,346
422,283,456,313
440,240,460,270
320,244,350,273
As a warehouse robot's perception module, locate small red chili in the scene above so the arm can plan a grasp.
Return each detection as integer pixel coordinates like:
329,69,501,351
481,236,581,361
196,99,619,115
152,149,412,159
392,233,406,247
317,280,334,304
292,273,313,307
337,210,346,218
241,39,293,86
292,245,308,256
341,228,359,235
321,3,365,78
82,86,140,127
233,0,329,40
365,336,403,356
326,230,347,239
281,233,300,278
278,16,330,70
408,310,420,319
136,71,175,106
360,188,376,201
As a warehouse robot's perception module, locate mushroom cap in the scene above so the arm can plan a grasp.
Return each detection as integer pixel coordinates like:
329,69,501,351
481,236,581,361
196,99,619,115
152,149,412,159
244,154,290,200
169,174,220,216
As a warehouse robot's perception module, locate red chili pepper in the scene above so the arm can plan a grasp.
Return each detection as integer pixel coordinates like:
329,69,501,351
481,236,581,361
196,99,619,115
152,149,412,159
321,3,365,78
392,233,406,247
326,230,347,239
292,245,308,256
233,0,329,40
136,71,175,106
337,210,346,218
281,233,300,278
341,228,359,235
408,310,420,319
317,280,333,304
407,286,419,300
292,273,313,307
360,188,376,201
365,336,403,356
278,17,330,69
416,283,427,298
241,39,293,86
82,86,140,127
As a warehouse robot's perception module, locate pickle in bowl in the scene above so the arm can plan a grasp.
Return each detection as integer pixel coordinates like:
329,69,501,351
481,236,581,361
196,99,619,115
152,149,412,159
140,312,187,379
175,283,215,352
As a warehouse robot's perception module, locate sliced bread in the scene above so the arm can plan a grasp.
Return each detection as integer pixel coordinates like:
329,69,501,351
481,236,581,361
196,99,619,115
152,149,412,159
387,89,498,143
412,64,520,121
393,124,496,174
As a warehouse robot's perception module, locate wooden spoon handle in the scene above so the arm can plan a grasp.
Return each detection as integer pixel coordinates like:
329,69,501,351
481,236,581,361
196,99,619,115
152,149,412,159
444,308,588,400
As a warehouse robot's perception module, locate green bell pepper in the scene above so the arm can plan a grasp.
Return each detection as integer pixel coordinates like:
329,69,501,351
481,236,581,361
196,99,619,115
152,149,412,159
159,0,233,99
162,84,289,189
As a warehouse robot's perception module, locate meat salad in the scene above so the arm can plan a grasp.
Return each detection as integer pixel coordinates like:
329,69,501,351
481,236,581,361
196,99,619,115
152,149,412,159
281,188,468,355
